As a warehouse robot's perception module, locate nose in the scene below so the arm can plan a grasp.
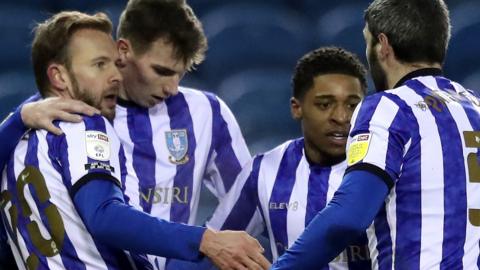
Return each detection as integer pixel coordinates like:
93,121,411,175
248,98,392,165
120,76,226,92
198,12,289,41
164,74,181,96
110,64,123,84
331,105,350,125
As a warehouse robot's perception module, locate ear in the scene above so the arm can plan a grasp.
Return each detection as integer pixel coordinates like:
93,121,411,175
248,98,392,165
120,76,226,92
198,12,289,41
376,33,393,61
46,64,72,97
117,38,133,65
290,97,302,120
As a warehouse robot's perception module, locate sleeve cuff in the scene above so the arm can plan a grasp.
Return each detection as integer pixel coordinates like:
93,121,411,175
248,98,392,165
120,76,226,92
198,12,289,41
70,172,121,198
345,163,394,190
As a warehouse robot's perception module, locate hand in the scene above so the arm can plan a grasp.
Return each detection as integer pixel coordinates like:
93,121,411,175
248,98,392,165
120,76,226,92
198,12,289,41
199,229,271,270
20,97,100,135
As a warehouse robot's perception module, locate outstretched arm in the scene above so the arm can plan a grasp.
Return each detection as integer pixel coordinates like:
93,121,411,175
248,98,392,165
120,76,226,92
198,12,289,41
74,179,270,270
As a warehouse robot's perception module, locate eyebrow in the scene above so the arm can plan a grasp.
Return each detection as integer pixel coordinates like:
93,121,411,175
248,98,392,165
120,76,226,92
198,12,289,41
151,64,177,76
314,94,363,100
91,56,110,63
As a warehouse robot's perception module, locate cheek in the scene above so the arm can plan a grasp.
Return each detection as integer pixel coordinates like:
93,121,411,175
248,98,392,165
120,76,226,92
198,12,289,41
303,113,327,133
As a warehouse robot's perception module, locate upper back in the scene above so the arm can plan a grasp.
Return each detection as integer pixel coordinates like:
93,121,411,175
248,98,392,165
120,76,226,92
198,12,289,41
348,75,480,268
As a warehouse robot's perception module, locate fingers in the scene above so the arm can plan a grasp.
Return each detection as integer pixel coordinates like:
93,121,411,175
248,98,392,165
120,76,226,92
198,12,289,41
54,111,83,123
249,252,271,270
20,97,102,132
42,122,63,136
61,99,100,116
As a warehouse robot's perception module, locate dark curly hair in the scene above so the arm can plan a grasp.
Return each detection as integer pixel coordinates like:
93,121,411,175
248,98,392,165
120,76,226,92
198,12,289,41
292,47,367,99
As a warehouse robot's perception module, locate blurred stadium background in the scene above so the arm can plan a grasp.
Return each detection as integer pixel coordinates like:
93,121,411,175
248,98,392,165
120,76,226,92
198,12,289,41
1,0,479,229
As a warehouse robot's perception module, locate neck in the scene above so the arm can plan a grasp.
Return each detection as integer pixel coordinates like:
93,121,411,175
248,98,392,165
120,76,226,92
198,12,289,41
304,140,344,167
387,62,442,89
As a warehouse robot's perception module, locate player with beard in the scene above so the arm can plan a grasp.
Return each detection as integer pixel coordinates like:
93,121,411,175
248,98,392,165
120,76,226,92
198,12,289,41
0,1,271,269
0,10,268,270
271,0,480,269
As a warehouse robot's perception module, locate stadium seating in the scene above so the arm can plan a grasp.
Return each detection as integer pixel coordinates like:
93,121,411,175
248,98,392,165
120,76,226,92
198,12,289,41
444,1,480,84
0,70,36,119
198,3,311,86
216,68,300,154
0,0,479,151
315,3,367,63
0,5,50,72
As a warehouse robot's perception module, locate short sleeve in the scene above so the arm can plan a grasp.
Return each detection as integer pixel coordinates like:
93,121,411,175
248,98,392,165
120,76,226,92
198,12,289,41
52,114,122,196
346,94,412,189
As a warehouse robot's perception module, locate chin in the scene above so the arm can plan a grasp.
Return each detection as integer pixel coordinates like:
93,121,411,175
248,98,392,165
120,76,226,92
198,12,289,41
101,109,116,122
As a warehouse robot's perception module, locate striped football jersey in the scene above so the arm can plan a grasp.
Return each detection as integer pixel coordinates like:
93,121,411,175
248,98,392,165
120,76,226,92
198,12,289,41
346,75,480,269
208,138,371,269
0,114,136,270
113,87,251,269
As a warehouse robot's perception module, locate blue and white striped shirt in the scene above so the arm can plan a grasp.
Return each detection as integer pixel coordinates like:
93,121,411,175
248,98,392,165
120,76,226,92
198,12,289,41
1,114,135,270
347,74,480,269
208,138,371,269
113,87,251,269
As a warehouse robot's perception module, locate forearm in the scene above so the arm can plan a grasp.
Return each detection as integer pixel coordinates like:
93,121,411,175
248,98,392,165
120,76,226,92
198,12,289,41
271,170,389,269
74,179,206,262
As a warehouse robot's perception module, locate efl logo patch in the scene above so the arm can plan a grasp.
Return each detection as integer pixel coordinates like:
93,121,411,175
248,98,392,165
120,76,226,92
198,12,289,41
85,131,111,161
165,129,189,164
347,133,371,166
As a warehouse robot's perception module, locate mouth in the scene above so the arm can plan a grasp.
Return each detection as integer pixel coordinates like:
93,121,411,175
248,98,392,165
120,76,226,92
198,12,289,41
152,95,164,101
103,93,117,106
325,131,349,145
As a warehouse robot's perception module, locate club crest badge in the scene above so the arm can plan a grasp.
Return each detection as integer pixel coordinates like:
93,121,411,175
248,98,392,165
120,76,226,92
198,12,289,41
165,129,189,164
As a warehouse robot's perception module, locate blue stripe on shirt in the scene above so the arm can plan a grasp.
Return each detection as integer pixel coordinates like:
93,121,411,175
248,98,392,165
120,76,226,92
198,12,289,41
204,92,242,192
127,107,156,214
166,93,196,224
305,165,330,270
119,145,130,204
384,93,421,270
304,165,330,226
221,155,264,230
269,139,304,256
436,78,480,268
407,79,467,269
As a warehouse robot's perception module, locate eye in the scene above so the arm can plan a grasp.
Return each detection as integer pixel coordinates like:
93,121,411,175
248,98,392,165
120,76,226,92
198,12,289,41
347,102,360,110
315,102,332,110
95,61,106,69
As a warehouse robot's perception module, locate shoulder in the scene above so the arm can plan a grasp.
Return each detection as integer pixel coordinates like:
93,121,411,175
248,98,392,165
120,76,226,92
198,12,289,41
57,114,119,146
260,138,302,163
178,86,231,109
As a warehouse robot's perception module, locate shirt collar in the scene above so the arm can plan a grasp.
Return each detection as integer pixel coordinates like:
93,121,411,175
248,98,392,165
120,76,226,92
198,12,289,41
394,68,443,88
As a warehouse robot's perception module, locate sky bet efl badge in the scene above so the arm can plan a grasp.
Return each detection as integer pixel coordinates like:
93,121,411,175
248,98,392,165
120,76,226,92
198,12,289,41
347,133,371,166
165,129,189,164
85,131,110,161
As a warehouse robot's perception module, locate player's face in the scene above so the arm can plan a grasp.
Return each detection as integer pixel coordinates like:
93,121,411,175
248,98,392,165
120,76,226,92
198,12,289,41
292,74,364,165
120,38,186,108
66,29,122,121
364,25,388,92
